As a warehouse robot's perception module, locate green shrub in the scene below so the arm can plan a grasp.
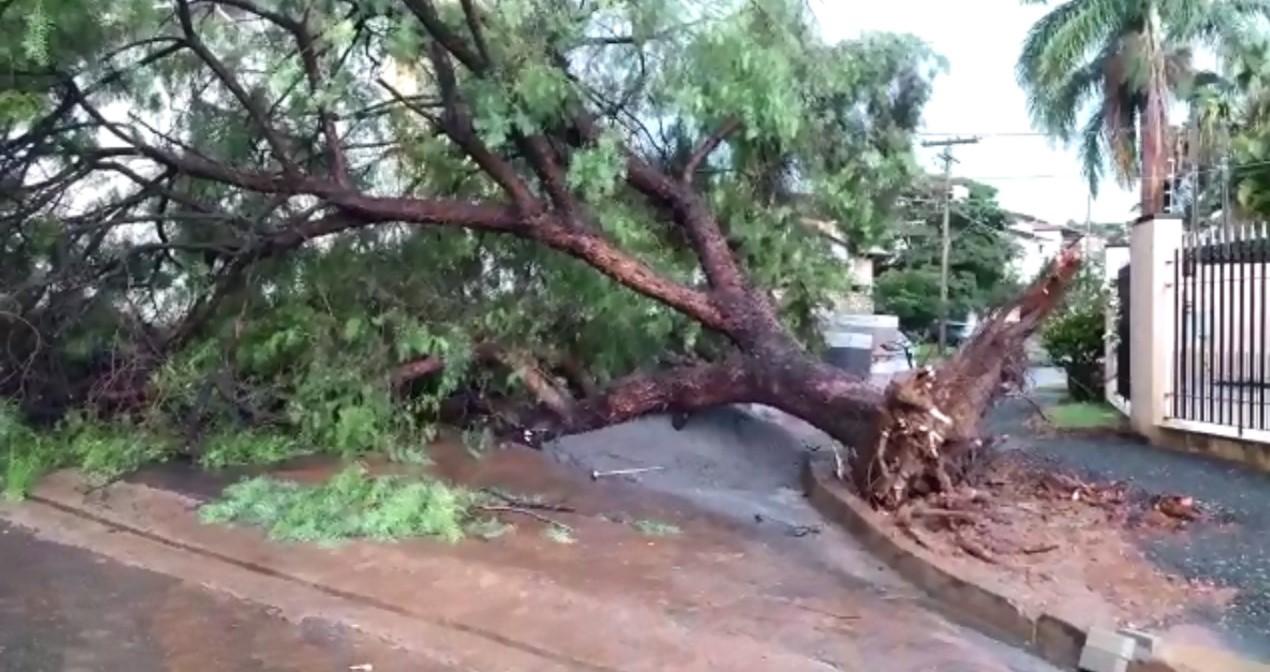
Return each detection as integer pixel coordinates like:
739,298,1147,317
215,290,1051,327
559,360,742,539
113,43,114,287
1042,274,1107,402
1,402,52,499
199,465,477,545
62,414,175,483
2,403,177,498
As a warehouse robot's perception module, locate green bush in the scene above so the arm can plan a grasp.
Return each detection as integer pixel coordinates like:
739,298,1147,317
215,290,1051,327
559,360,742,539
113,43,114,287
1,403,179,498
1,402,51,500
1042,276,1107,402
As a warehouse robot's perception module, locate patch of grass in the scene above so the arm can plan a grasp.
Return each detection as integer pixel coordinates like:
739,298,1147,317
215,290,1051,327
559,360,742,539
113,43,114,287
631,518,681,537
199,430,311,470
199,465,476,545
1046,402,1123,430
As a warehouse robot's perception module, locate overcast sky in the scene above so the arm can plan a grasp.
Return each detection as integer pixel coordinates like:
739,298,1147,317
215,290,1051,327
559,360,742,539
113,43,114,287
811,0,1139,225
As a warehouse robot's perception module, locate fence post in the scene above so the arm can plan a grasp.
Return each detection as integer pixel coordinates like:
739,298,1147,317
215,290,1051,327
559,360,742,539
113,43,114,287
1129,215,1184,439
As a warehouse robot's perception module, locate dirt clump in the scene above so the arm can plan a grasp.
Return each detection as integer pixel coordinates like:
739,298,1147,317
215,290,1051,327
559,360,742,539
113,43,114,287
879,451,1235,628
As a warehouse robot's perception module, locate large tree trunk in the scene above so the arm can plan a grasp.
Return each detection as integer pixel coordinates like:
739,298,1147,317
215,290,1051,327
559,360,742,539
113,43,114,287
545,245,1083,511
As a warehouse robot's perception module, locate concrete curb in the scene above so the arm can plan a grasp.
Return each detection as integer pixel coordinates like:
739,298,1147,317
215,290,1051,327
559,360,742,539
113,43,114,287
802,455,1268,672
801,455,1084,669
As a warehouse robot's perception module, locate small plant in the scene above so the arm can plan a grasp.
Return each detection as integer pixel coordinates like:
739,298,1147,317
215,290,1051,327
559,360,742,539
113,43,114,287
1042,272,1107,402
199,465,476,545
631,518,682,537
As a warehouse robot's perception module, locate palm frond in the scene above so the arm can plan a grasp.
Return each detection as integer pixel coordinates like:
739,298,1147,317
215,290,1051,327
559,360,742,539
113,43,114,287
1080,105,1108,196
1035,39,1120,139
1179,0,1270,54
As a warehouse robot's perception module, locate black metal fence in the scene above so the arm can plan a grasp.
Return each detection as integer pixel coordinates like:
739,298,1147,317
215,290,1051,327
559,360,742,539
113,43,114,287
1116,264,1131,400
1172,223,1270,432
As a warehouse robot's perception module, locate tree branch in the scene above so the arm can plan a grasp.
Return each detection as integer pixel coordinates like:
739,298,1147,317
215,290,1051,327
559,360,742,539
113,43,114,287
681,117,740,184
424,41,541,213
561,356,760,433
459,0,491,65
401,0,486,72
197,0,352,185
174,0,297,174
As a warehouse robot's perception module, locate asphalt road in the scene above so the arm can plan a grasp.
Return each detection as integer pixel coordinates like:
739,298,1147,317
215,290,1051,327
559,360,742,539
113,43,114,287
989,383,1270,662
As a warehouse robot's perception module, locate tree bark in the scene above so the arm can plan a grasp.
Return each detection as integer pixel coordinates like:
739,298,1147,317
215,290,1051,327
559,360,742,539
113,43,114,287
544,244,1083,512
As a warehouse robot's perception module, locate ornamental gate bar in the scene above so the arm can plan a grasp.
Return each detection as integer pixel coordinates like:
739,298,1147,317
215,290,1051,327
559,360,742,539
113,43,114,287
1172,221,1270,432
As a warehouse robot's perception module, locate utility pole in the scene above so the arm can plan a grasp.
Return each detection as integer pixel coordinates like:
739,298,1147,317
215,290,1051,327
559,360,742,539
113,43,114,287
921,136,979,356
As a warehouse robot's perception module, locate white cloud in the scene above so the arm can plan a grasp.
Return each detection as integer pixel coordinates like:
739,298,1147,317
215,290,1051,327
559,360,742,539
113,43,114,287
811,0,1138,225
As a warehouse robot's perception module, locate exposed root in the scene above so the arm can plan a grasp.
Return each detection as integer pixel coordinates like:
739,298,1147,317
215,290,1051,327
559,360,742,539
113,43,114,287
955,532,999,564
854,244,1085,510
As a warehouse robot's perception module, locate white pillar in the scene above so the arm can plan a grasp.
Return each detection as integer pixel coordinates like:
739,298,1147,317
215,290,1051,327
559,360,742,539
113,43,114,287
1129,215,1183,439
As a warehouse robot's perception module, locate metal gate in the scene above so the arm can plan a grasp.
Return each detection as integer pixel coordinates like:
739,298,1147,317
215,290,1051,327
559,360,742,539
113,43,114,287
1116,264,1131,400
1172,223,1270,431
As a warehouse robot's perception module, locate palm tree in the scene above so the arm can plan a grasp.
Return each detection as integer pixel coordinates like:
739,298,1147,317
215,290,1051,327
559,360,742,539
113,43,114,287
1017,0,1270,215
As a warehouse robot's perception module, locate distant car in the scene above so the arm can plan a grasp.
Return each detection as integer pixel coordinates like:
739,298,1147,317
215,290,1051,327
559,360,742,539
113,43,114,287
929,321,973,347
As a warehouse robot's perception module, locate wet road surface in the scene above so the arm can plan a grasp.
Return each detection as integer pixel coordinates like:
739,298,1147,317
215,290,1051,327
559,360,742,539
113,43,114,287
0,521,448,672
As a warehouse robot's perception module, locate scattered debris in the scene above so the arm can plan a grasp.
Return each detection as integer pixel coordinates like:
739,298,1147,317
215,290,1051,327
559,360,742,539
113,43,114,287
349,664,374,671
787,524,822,538
477,505,573,533
481,487,576,513
590,466,664,480
862,450,1232,627
632,519,682,537
1020,543,1059,555
1153,495,1199,522
543,524,576,545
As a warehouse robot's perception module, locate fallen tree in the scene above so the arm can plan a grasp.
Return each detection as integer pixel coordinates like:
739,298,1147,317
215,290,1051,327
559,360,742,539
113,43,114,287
1,0,1078,508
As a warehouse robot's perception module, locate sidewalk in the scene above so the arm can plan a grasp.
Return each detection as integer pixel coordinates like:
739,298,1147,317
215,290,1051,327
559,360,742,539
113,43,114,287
990,376,1270,663
0,521,442,672
2,439,1057,672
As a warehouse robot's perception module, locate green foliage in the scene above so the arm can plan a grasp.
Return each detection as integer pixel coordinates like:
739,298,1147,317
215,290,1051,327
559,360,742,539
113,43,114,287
1042,270,1107,402
59,413,175,483
2,0,944,465
0,403,174,498
1,401,49,500
199,465,476,545
874,181,1020,333
199,430,308,470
